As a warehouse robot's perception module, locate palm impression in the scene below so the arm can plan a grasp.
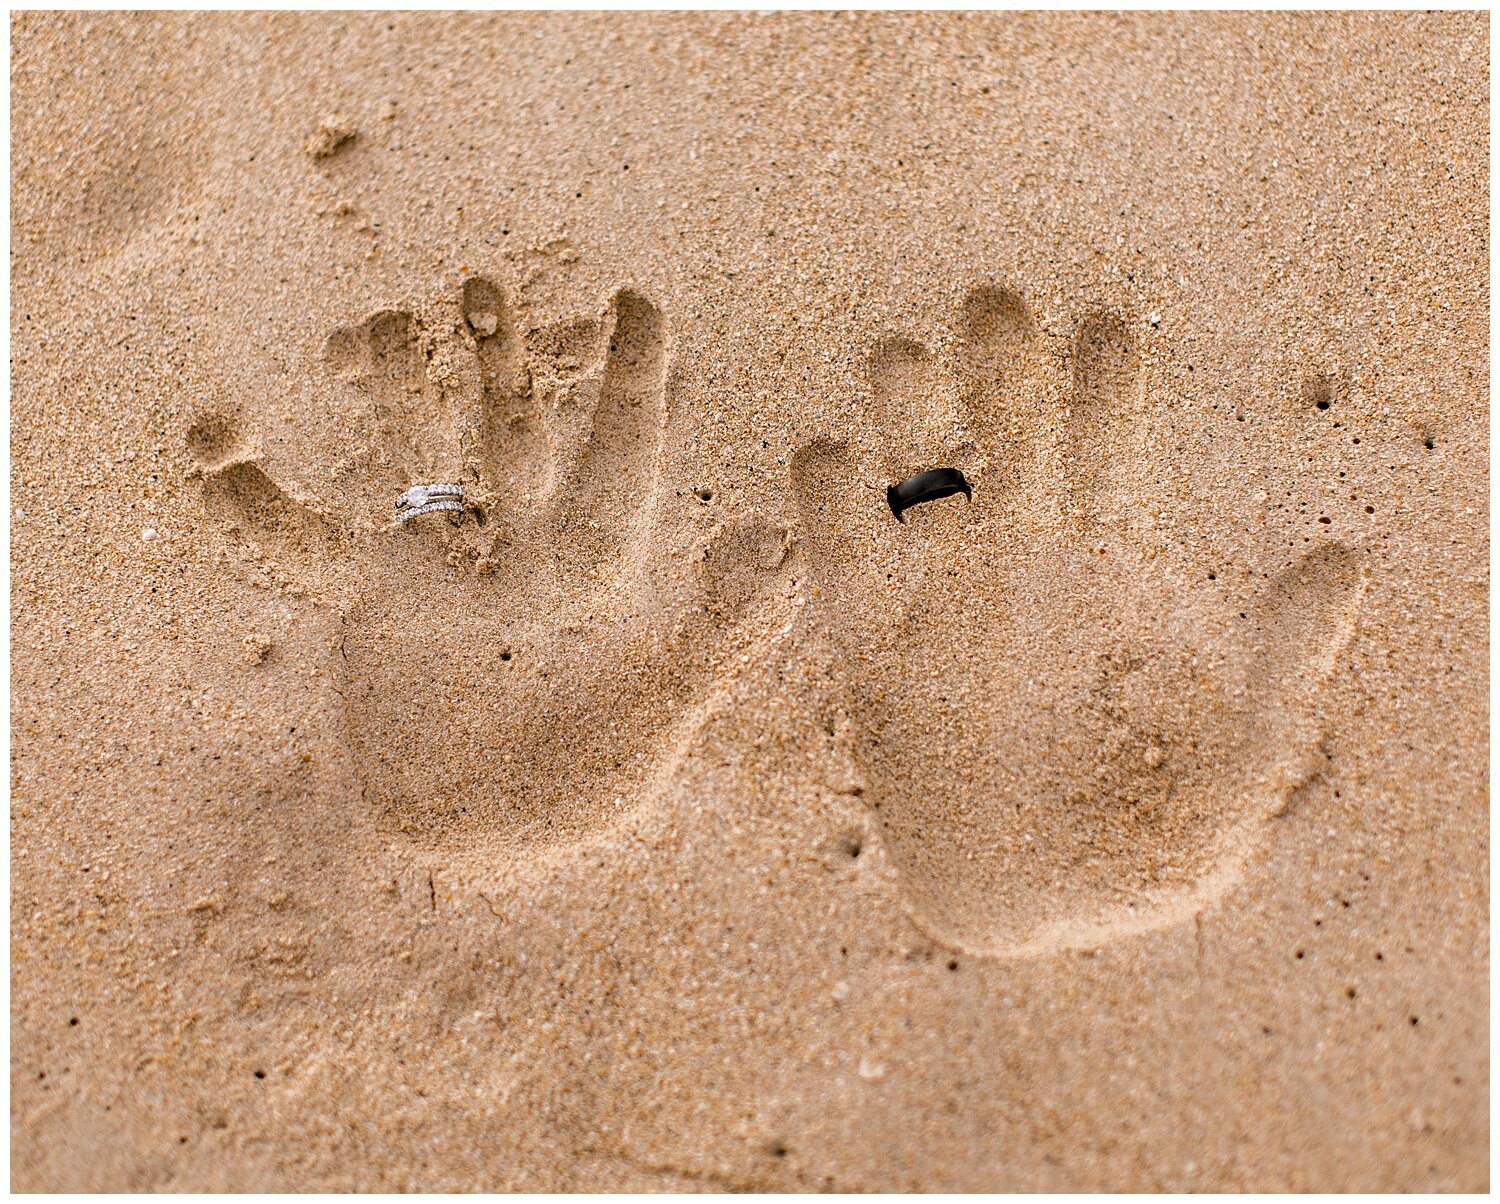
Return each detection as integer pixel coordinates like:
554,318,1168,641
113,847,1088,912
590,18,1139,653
792,286,1363,957
191,280,795,857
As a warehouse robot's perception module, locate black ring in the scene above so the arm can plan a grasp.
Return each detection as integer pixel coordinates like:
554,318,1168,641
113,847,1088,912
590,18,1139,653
887,468,973,523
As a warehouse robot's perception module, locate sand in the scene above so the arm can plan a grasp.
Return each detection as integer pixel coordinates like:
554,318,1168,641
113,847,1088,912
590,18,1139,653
10,11,1488,1191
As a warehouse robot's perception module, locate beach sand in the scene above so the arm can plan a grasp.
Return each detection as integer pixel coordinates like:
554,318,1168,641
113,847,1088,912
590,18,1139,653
11,11,1488,1190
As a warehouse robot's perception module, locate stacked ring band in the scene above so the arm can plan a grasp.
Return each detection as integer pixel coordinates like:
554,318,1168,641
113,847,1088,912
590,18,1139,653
396,483,465,523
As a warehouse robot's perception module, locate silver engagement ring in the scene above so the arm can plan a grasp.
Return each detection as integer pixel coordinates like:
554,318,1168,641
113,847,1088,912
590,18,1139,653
396,483,465,523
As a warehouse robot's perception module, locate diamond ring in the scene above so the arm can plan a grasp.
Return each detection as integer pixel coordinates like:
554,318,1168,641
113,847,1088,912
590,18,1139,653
396,483,465,523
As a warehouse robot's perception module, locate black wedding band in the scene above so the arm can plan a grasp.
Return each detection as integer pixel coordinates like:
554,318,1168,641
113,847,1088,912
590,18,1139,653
887,468,973,522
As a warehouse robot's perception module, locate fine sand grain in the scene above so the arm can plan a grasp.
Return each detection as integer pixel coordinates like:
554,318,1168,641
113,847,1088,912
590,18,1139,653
11,11,1488,1191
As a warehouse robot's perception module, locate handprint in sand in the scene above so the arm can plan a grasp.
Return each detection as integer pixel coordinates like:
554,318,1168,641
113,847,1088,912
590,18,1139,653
792,286,1363,957
190,279,795,857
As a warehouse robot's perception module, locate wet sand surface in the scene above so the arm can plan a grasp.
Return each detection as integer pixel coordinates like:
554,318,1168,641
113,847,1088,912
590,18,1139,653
11,12,1488,1190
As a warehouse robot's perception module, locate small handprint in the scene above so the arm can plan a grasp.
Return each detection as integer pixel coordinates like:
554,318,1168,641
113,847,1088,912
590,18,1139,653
191,279,795,858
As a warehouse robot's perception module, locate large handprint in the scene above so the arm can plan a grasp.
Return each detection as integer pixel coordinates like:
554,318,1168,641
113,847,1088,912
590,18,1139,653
191,279,795,857
792,286,1363,957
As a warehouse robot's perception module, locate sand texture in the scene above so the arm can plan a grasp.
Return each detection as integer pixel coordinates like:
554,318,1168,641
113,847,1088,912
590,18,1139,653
10,11,1488,1191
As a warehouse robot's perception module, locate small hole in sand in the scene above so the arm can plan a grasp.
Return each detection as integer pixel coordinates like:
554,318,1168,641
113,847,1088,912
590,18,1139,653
68,1017,78,1027
1345,987,1357,999
947,959,959,972
697,489,714,503
1305,374,1335,412
1409,1015,1420,1026
770,1143,788,1160
1295,949,1305,960
500,650,512,662
1424,438,1435,450
253,1069,266,1080
839,832,863,860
